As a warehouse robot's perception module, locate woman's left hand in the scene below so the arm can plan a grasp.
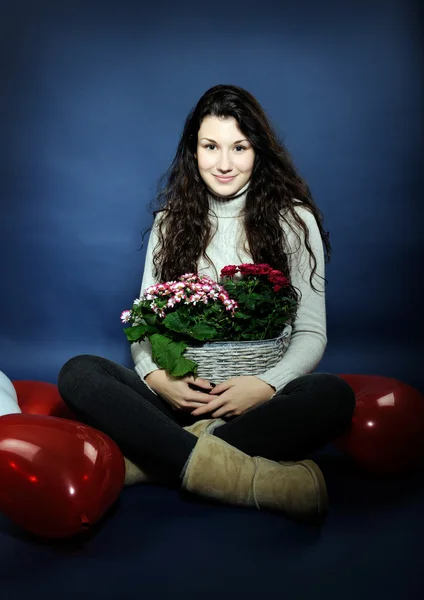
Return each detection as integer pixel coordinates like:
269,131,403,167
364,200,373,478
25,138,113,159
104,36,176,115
190,376,276,418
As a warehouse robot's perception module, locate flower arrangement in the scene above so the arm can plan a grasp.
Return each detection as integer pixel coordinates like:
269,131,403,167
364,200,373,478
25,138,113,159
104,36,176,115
121,264,298,378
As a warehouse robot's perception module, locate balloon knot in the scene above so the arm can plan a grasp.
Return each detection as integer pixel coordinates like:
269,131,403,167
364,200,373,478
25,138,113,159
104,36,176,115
80,514,91,528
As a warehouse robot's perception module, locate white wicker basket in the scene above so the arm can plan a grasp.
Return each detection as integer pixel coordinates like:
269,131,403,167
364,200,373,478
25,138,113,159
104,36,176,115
183,323,292,383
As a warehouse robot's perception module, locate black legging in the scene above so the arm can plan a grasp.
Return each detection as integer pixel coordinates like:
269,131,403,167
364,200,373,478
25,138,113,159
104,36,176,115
57,355,356,480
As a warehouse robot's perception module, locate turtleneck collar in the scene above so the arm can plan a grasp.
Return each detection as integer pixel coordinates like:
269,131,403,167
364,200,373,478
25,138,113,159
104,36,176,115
208,180,250,219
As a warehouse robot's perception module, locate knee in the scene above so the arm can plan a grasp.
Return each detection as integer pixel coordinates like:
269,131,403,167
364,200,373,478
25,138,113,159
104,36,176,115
288,372,356,419
315,373,356,421
57,354,98,396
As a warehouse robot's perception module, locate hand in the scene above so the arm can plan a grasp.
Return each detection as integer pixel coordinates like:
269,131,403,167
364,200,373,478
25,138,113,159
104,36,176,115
145,370,214,412
190,376,276,419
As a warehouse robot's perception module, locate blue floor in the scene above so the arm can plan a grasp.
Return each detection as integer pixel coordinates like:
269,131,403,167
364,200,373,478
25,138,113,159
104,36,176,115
1,444,423,600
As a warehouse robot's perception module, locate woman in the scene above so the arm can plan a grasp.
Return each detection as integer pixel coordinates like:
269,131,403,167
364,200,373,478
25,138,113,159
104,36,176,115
58,84,356,525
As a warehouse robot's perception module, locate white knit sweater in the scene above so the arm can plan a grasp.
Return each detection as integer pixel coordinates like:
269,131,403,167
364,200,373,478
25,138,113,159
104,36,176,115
131,183,327,394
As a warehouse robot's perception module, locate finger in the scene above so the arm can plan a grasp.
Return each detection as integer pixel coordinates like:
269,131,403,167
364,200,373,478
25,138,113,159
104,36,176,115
183,376,213,391
183,401,210,409
187,393,212,404
193,377,215,390
191,397,226,417
209,381,234,395
212,408,233,418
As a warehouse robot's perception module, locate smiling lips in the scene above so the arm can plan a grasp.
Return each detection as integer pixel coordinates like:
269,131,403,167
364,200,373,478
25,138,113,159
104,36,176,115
214,175,236,183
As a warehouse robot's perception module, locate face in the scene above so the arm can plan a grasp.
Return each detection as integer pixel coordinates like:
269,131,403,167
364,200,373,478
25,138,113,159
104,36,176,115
195,115,255,196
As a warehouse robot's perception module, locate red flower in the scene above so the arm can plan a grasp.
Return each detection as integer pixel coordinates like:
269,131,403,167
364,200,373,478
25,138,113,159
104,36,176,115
238,263,273,276
254,263,272,275
221,265,238,277
268,269,289,288
237,263,276,276
222,263,290,292
237,263,257,275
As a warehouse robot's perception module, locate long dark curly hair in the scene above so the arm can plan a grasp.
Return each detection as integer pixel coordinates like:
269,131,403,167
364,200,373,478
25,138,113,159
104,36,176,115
144,84,331,297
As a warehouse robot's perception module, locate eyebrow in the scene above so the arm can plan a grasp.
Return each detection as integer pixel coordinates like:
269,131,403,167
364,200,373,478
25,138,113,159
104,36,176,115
200,137,249,144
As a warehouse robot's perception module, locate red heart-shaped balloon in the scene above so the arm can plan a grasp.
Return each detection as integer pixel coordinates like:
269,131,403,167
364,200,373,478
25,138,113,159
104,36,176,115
335,374,424,475
13,380,77,420
0,413,125,538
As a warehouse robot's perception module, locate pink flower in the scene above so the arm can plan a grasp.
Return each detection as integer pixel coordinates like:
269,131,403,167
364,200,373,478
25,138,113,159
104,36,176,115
120,310,132,323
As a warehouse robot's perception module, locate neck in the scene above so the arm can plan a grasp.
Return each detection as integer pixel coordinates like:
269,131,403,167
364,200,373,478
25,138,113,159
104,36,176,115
207,179,250,201
207,180,250,218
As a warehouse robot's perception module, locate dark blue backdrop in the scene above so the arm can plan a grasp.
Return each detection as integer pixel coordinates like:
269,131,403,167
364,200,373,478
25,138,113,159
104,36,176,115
1,0,422,391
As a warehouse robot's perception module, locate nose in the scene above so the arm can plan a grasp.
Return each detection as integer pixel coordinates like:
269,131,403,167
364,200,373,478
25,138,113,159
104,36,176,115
217,150,233,173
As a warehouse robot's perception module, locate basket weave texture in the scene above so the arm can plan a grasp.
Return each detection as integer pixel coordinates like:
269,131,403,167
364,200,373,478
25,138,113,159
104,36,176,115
183,323,292,383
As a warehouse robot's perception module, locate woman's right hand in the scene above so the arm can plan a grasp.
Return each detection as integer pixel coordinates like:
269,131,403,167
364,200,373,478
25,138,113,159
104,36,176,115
144,369,214,412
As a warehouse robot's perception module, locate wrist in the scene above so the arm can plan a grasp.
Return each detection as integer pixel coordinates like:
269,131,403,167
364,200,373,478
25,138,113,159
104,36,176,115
255,376,276,397
145,369,166,390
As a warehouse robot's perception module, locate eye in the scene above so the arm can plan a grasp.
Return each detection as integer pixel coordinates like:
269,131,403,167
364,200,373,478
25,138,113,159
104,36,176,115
205,144,216,150
235,145,247,152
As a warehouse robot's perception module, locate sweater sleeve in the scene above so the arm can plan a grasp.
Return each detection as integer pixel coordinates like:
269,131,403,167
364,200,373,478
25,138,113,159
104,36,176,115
131,215,163,387
255,206,327,394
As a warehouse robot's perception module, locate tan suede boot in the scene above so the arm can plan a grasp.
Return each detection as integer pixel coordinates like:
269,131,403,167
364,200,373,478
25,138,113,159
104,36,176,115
123,418,225,486
181,432,329,524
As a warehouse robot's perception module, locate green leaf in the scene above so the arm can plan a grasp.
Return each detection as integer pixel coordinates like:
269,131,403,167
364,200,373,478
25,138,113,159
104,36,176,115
150,334,171,370
210,303,223,313
150,333,192,376
166,339,189,364
123,324,149,341
190,323,218,341
169,356,198,378
222,280,237,294
241,332,255,340
163,312,191,334
143,313,158,326
237,293,248,303
234,311,250,320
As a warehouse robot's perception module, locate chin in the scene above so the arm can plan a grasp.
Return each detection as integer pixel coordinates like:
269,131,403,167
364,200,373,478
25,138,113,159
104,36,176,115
210,187,235,197
206,179,244,197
